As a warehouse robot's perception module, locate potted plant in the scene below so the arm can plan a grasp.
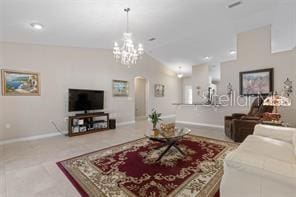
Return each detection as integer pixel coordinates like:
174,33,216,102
149,109,162,136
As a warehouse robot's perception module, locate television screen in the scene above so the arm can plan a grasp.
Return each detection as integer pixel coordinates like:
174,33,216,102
68,89,104,112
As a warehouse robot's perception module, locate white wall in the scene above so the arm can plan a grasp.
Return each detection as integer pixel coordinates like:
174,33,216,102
0,42,181,141
135,77,147,117
218,26,296,126
177,26,296,127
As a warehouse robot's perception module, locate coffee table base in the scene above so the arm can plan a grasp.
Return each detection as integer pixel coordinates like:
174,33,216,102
150,138,185,162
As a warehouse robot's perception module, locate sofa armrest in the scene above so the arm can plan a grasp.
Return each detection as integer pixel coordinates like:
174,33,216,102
254,124,296,143
225,151,296,187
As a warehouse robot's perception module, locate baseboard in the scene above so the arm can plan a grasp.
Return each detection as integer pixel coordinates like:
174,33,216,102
0,121,139,145
117,120,136,126
0,132,62,145
176,121,224,129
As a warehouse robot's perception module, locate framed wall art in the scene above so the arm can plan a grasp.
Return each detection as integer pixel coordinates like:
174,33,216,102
154,84,165,97
1,69,40,96
112,80,129,97
239,68,274,96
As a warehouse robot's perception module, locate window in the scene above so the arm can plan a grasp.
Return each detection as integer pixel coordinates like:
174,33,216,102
184,85,192,104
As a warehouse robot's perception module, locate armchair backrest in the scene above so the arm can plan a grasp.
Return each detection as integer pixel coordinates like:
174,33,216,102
247,97,273,117
248,97,263,116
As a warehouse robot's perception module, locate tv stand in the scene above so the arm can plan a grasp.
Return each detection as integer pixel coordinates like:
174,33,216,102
75,111,105,116
68,112,109,137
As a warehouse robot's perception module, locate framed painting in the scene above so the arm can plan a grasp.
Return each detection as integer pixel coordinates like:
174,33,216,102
239,68,274,96
154,84,165,97
112,80,129,97
1,69,40,96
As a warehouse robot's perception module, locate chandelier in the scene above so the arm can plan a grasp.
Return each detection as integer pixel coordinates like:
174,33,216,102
113,8,144,66
177,66,184,78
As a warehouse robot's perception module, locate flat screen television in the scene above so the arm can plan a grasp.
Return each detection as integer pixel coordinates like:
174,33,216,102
68,89,104,112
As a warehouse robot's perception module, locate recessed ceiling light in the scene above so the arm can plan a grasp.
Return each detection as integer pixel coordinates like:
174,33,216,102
30,23,44,30
229,50,237,55
203,56,212,61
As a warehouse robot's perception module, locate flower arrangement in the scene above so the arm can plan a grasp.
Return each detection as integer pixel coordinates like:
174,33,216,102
149,109,162,130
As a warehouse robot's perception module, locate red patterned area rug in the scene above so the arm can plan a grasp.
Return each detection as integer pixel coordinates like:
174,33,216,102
57,135,237,197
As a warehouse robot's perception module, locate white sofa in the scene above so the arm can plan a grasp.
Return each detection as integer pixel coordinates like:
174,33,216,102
220,124,296,197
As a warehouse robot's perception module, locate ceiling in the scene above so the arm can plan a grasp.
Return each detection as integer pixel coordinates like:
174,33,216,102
0,0,295,76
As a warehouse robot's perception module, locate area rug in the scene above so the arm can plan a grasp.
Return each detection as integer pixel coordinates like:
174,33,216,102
57,135,237,197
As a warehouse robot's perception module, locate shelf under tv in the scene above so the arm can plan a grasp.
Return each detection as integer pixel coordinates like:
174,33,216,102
68,112,110,137
69,128,109,137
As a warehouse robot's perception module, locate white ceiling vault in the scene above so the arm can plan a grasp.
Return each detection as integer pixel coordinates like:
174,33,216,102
0,0,295,76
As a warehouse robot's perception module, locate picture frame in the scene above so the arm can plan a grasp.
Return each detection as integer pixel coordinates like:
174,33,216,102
239,68,274,96
154,84,165,97
112,80,129,97
1,69,40,96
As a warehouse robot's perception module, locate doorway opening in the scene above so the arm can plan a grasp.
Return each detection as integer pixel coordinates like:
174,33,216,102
134,76,149,121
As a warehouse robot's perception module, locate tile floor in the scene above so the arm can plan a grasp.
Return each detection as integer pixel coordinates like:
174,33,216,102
0,121,231,197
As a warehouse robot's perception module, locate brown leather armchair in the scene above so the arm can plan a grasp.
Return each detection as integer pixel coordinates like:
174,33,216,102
224,98,273,142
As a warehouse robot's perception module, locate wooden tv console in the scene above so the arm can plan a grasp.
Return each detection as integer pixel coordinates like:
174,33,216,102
68,112,109,137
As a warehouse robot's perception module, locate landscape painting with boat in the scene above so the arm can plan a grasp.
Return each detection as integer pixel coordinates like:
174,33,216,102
1,70,40,96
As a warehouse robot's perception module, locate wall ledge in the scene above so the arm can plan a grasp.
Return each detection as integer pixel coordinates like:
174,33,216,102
148,114,176,121
176,120,224,129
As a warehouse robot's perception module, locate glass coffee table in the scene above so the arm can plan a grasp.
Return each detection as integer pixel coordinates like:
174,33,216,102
145,128,191,162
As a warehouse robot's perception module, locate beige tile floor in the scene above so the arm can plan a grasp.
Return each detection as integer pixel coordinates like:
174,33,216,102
0,120,231,197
